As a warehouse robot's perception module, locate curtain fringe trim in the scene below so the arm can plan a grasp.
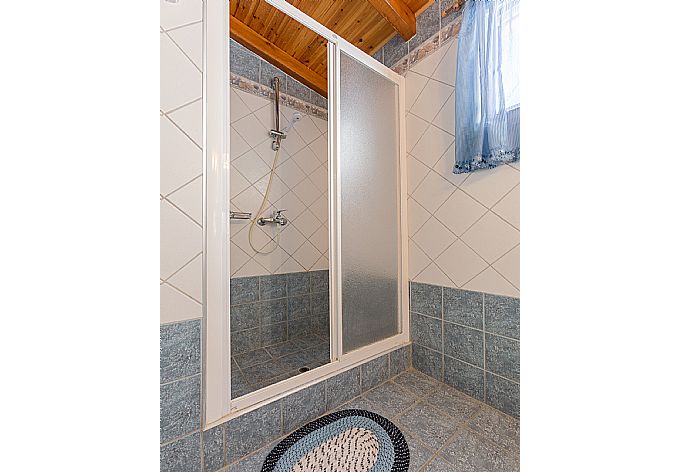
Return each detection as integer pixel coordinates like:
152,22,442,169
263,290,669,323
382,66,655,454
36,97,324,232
453,148,520,174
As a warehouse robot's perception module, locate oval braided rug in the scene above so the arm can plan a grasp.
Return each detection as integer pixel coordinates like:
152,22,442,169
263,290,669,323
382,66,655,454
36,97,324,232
261,409,409,472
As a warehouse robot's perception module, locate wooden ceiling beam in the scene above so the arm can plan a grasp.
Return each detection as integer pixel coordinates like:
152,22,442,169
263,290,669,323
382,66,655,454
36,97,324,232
229,15,328,97
365,0,416,41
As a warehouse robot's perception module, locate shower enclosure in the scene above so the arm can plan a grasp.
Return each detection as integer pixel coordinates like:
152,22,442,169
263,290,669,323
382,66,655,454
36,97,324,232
204,0,408,425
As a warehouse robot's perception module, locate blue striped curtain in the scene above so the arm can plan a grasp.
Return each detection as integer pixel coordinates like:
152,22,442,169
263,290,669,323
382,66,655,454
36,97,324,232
454,0,520,174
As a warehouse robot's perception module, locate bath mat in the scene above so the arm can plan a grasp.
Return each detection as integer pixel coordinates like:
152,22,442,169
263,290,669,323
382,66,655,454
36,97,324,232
262,409,409,471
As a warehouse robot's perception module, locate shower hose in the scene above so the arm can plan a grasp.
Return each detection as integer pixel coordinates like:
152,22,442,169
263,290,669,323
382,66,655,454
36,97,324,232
248,146,282,254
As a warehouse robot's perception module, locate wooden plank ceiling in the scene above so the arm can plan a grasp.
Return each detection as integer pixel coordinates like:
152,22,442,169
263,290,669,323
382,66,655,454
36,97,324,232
230,0,434,97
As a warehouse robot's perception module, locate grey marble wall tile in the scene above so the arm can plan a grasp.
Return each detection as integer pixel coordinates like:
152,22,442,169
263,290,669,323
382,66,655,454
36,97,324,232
288,315,311,338
425,385,482,423
311,312,329,337
259,274,287,300
326,367,361,410
258,298,287,325
288,294,311,319
410,0,440,51
389,345,411,376
361,355,390,392
229,40,260,83
412,343,443,380
441,428,519,472
410,282,442,318
310,270,329,292
230,328,260,355
287,271,310,296
233,348,272,369
287,75,311,103
160,319,201,383
261,321,288,347
444,323,483,368
383,33,409,68
397,401,458,449
229,277,259,305
362,381,417,419
311,291,329,314
485,334,520,381
441,0,463,28
468,407,520,455
259,61,287,93
412,313,443,352
230,303,259,333
484,295,520,339
160,432,201,472
443,288,483,329
485,374,520,418
282,382,326,433
310,91,327,110
160,375,201,443
225,401,281,462
444,355,484,401
227,440,278,472
202,426,225,472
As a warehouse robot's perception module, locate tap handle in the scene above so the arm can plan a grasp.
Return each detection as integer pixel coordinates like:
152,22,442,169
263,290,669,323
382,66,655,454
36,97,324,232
276,209,286,215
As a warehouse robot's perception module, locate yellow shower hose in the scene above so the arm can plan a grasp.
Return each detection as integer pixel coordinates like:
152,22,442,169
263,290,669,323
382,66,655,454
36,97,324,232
248,146,282,254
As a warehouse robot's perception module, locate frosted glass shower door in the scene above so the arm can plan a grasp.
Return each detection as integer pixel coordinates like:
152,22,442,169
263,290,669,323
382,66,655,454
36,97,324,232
339,51,402,353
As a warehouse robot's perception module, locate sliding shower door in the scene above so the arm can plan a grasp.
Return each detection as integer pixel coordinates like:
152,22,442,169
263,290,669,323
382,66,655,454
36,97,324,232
338,51,402,353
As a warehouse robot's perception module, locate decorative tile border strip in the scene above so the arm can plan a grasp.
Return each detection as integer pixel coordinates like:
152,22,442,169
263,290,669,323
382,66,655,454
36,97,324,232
230,73,328,121
391,17,462,76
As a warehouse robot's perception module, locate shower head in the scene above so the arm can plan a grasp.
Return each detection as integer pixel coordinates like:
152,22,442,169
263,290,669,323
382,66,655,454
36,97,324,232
281,112,303,134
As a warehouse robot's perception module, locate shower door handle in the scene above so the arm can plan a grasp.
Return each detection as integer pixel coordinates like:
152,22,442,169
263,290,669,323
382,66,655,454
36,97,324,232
229,211,252,220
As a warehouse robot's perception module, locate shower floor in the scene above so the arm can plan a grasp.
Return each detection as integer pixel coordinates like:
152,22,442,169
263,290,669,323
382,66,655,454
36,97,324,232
231,333,330,397
225,369,520,471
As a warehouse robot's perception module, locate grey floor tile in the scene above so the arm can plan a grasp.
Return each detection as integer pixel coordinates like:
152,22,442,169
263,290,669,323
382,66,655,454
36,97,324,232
423,455,460,471
441,428,519,472
265,340,300,359
233,348,272,369
468,407,520,455
242,359,289,386
338,396,389,418
392,370,442,398
280,349,319,371
225,402,281,463
399,427,435,471
362,381,417,419
424,385,483,424
396,401,458,449
230,371,253,398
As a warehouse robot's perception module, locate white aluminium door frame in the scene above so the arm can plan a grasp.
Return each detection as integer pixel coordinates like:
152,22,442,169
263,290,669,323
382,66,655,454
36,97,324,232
203,0,409,428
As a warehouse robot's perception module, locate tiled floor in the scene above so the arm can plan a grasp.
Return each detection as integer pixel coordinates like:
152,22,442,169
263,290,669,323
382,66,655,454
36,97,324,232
231,333,330,397
225,369,520,471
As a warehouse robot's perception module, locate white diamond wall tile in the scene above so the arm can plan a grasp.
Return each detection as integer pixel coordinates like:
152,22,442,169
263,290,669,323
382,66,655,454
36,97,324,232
463,267,519,298
160,15,204,323
435,190,487,237
492,184,520,230
404,41,520,297
160,283,201,324
412,170,455,213
410,124,454,168
167,21,202,70
405,71,429,111
167,254,203,303
410,79,454,123
160,32,201,113
160,116,202,196
460,164,520,208
229,92,329,277
167,175,202,225
492,244,520,289
230,89,252,123
160,0,201,31
430,39,459,86
160,200,202,280
461,211,519,263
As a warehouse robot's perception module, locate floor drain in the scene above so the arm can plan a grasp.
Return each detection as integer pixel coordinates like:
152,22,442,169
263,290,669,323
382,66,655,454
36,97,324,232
298,367,310,373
